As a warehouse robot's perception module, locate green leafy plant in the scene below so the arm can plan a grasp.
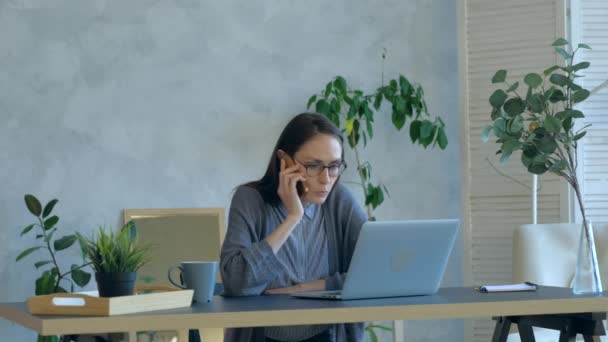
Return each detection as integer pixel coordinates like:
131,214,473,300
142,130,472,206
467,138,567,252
307,74,447,219
16,195,91,295
482,38,593,227
365,324,393,342
77,222,151,273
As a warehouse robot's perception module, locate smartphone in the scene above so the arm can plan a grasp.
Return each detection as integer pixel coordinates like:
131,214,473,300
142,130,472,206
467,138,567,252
281,155,305,197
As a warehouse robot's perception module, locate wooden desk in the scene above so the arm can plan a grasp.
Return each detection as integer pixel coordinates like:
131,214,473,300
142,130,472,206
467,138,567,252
1,287,607,340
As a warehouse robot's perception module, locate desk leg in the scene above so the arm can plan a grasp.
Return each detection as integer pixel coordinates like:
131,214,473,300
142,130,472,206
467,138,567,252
558,329,577,342
517,324,536,342
582,335,601,342
492,317,512,342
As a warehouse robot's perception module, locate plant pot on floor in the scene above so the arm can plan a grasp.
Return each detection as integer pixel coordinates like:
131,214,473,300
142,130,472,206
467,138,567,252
95,272,137,297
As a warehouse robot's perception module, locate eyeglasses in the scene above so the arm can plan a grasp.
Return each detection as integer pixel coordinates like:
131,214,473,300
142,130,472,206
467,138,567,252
295,159,347,177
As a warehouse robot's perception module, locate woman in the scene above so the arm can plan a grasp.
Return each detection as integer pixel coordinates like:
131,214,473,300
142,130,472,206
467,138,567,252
220,112,367,342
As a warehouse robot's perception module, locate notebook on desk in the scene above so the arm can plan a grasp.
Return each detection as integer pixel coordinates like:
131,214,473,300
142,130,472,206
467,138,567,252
291,219,459,300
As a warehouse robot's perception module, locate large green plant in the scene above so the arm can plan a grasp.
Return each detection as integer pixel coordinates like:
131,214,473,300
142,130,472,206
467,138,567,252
16,195,91,295
78,222,151,273
482,38,592,227
307,75,447,219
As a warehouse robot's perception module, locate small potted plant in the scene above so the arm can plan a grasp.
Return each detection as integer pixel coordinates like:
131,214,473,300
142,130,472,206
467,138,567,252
78,222,152,297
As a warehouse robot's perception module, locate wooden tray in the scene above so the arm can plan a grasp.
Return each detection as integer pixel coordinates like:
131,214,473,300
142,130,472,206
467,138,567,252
27,287,194,316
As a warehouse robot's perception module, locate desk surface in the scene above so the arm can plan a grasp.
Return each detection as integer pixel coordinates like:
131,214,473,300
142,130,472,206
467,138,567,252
2,287,607,336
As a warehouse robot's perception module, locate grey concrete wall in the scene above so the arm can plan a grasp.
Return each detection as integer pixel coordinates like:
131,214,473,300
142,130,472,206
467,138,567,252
0,0,460,340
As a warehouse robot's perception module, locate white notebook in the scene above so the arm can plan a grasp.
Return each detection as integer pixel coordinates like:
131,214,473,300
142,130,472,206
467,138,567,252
479,282,537,293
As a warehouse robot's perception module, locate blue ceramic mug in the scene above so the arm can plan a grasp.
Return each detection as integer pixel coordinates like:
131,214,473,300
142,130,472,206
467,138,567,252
168,261,218,303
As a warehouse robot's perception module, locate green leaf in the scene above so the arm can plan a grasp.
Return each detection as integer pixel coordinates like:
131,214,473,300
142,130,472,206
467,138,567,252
527,94,544,113
552,38,569,46
482,125,493,143
493,118,507,137
503,98,525,116
366,324,393,332
570,83,582,91
42,199,58,218
572,61,590,72
549,73,569,87
71,265,91,287
509,115,524,133
389,79,398,92
544,65,560,76
315,99,330,116
25,194,42,217
548,88,566,103
563,117,574,131
16,246,43,262
43,216,59,230
570,110,585,118
410,120,421,143
489,89,508,108
34,260,53,269
524,73,543,88
521,148,536,167
399,75,411,96
324,81,332,97
538,136,558,154
373,93,382,110
573,131,587,141
330,97,341,115
437,127,448,149
572,89,590,103
529,163,549,175
500,150,512,163
492,70,507,83
366,118,373,139
20,224,35,236
35,270,57,295
501,139,521,155
490,107,501,120
394,96,406,114
392,111,406,130
506,82,519,93
306,95,317,109
54,235,77,251
578,43,591,50
334,76,347,95
544,116,562,133
555,47,571,60
420,120,434,139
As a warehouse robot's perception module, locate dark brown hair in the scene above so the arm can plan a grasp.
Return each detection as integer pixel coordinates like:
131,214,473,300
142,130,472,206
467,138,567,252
246,112,344,205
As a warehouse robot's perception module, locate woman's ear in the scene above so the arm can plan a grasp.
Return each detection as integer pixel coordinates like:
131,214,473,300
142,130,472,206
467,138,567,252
276,149,287,160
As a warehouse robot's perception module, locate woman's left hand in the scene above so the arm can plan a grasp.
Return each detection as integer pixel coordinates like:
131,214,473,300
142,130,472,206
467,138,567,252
264,279,326,295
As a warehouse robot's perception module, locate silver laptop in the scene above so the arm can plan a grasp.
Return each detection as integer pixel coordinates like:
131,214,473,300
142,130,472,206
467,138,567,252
291,219,459,300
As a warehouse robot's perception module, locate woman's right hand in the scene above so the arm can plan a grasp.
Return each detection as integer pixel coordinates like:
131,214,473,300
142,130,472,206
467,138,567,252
277,158,305,222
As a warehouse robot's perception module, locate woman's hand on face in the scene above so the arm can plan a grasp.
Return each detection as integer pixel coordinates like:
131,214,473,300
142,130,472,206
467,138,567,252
277,158,305,222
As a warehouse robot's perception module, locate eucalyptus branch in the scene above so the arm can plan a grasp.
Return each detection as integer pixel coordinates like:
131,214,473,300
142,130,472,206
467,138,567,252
484,38,594,229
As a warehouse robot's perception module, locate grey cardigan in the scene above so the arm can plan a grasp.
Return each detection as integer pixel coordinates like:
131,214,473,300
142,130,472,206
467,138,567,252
220,182,367,342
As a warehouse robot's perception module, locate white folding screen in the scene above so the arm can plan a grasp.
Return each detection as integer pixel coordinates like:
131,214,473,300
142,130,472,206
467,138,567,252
458,0,568,340
571,0,608,225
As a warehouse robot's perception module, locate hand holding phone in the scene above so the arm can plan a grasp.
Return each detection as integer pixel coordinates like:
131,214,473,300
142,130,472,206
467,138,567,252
277,150,306,220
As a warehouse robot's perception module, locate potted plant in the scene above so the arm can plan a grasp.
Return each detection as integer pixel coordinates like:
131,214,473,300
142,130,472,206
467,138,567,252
78,222,152,297
483,38,601,294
